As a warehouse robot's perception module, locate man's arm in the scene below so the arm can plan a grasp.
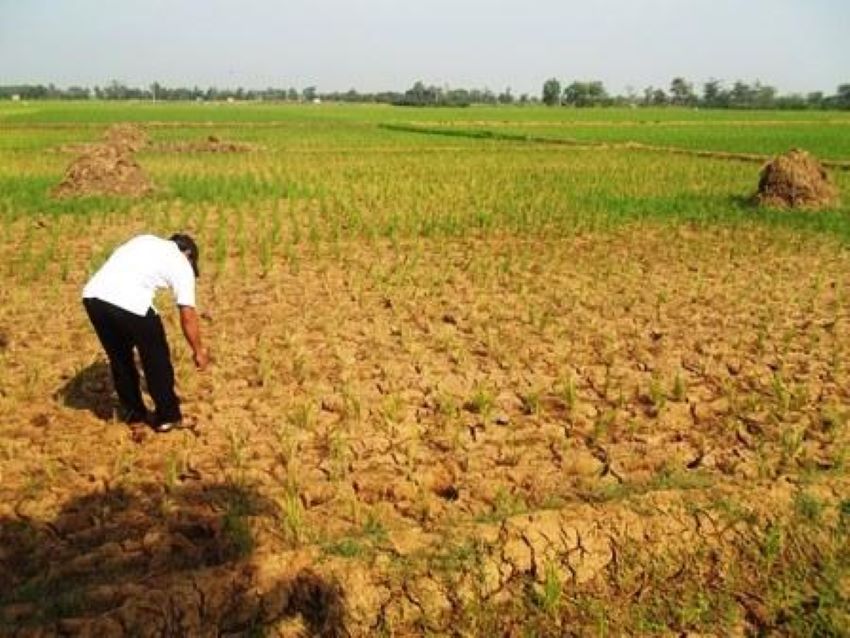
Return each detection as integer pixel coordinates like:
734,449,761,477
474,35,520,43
179,305,209,370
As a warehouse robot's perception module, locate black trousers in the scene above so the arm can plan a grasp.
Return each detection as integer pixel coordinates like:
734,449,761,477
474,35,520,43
83,298,181,423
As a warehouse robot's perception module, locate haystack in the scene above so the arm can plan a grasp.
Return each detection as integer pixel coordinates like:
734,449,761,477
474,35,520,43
51,143,153,199
103,123,149,152
756,148,839,209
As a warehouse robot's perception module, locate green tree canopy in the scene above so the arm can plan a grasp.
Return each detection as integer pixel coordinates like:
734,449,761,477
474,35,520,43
542,78,561,106
669,77,696,106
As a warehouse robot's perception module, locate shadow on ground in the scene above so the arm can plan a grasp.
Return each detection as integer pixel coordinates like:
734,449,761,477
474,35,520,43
54,360,116,421
0,481,347,636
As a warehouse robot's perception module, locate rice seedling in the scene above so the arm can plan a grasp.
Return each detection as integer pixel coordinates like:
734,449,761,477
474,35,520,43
286,401,315,431
277,487,308,546
465,385,495,422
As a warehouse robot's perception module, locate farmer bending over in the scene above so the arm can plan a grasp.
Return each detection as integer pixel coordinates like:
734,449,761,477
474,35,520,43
82,233,209,432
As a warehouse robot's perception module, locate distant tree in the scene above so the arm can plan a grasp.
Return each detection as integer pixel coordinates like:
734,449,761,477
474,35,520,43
396,81,457,106
401,81,441,105
669,77,696,106
623,85,639,106
287,87,299,101
31,85,50,99
751,81,777,108
775,94,807,110
587,81,608,105
806,91,824,108
103,80,130,100
836,84,850,109
408,81,427,103
498,87,514,104
65,86,91,100
651,88,668,106
701,79,728,108
563,81,608,107
542,78,561,106
447,88,471,105
302,86,318,101
729,81,755,108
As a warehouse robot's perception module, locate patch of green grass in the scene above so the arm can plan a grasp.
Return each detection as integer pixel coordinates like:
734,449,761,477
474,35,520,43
794,491,825,523
428,539,484,575
362,511,388,543
320,510,389,561
651,466,715,491
476,488,528,522
0,175,136,220
161,173,316,204
585,467,715,504
528,562,563,616
323,537,365,558
465,385,495,419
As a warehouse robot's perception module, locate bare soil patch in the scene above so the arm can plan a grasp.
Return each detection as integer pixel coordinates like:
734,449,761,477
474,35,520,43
757,148,840,209
1,226,848,634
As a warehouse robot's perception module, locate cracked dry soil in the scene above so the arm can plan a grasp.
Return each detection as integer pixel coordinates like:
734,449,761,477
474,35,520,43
1,224,849,635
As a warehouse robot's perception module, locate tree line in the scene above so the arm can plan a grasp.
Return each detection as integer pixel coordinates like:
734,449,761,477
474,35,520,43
1,78,849,109
0,80,521,107
542,77,850,110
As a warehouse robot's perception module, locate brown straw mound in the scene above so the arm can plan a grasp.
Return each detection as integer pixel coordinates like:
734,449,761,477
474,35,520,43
102,123,149,152
756,148,839,209
51,124,154,199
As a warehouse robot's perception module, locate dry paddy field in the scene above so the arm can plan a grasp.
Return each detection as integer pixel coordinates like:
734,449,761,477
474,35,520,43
1,103,850,636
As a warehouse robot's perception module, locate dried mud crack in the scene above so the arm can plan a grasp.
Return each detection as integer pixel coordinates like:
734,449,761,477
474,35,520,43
1,227,849,635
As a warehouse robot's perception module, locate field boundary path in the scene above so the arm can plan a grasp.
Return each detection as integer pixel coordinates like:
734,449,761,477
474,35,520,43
380,123,850,170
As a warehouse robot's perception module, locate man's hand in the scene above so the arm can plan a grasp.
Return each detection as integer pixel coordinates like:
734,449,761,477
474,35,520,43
194,348,210,371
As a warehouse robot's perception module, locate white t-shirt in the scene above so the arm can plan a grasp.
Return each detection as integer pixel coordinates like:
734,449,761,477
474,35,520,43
82,235,196,316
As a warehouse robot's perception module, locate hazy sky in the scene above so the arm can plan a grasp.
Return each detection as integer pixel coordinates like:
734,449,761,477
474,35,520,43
1,0,848,95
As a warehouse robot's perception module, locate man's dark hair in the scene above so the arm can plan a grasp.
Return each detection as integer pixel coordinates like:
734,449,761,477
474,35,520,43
170,233,199,277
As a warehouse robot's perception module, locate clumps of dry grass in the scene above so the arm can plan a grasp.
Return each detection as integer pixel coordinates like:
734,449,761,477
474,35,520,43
151,135,257,154
51,124,153,199
102,123,149,153
756,148,840,209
